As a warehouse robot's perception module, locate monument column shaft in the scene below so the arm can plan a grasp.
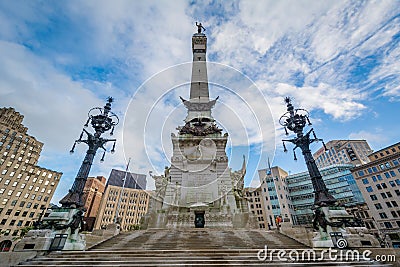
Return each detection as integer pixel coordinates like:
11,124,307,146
190,51,209,102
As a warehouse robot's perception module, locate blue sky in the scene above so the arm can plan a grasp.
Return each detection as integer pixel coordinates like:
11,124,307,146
0,1,399,203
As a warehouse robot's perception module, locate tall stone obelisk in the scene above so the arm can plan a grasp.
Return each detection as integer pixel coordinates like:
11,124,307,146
146,23,253,229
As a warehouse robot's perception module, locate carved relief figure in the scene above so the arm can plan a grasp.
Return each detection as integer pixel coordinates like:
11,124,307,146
172,182,181,207
231,155,246,211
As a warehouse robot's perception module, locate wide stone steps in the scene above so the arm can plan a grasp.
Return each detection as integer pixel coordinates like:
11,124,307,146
91,229,304,250
16,250,390,266
18,249,391,266
18,229,393,266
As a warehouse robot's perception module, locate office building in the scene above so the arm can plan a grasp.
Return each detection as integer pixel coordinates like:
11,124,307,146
287,164,364,225
94,170,149,231
0,107,62,250
82,176,106,231
345,203,379,237
244,187,266,229
258,166,294,227
107,169,146,190
352,142,400,247
258,164,364,226
313,140,372,168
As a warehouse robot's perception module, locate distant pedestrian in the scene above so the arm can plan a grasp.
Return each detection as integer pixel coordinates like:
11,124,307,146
275,216,282,231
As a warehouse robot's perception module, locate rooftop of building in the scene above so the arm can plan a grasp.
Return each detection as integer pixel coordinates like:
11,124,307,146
367,141,400,158
107,169,146,190
286,163,354,180
0,107,43,146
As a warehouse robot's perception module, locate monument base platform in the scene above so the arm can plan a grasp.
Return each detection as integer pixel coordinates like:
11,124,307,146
13,208,86,252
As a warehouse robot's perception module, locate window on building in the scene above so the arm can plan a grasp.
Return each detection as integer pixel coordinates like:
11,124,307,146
0,219,7,225
376,184,382,190
381,193,387,199
22,211,28,217
362,178,369,184
392,201,398,207
370,195,377,201
10,200,17,206
389,181,396,187
375,203,383,209
14,210,20,216
387,192,393,198
384,222,392,228
366,186,373,192
377,175,382,180
384,172,390,179
5,209,12,215
379,212,388,219
386,202,393,208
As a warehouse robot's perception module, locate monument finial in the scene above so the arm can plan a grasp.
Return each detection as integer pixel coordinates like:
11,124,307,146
196,22,206,34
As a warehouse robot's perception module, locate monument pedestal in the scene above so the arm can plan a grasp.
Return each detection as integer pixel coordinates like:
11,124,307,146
14,208,86,252
312,206,379,248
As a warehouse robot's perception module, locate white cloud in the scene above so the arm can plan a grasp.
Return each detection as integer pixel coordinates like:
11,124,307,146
348,130,388,146
63,0,194,77
0,41,102,151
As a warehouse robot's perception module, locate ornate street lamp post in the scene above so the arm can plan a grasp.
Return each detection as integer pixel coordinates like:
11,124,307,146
279,97,336,207
60,97,119,208
14,97,120,251
278,97,380,249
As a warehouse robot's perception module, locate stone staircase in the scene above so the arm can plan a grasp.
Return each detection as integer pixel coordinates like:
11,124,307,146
18,229,394,266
